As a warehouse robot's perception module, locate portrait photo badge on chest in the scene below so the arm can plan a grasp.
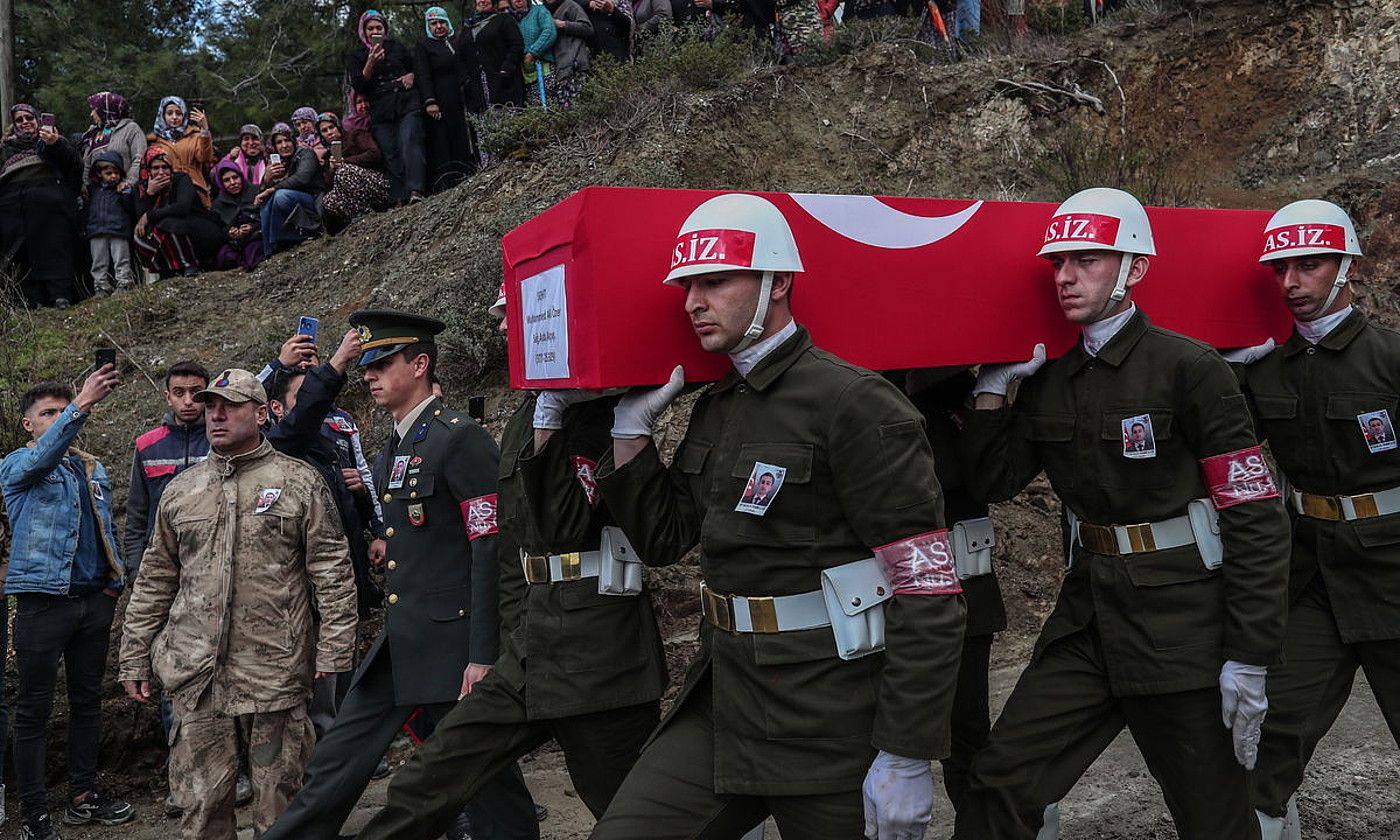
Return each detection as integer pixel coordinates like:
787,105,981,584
1121,413,1156,459
1358,409,1398,454
255,488,282,514
735,461,787,517
388,455,411,489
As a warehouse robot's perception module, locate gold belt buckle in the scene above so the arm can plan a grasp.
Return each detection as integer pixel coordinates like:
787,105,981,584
1078,523,1120,556
1299,493,1342,521
701,586,734,633
522,553,550,584
747,596,779,633
1122,523,1157,554
1347,493,1380,520
558,552,582,581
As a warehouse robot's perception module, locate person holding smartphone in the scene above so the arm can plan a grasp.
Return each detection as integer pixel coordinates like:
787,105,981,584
347,9,427,205
0,104,82,309
1,364,135,840
146,95,216,208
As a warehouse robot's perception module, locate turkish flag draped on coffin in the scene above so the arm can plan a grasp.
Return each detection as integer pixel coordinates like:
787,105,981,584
501,187,1292,390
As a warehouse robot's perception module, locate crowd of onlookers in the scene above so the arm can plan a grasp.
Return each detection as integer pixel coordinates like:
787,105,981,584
0,0,1118,311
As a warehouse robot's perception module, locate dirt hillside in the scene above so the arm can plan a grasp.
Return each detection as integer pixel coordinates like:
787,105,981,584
11,0,1400,837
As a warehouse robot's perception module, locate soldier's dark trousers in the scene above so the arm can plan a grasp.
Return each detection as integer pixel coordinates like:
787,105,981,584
261,644,538,840
953,626,1259,840
942,632,993,813
589,687,859,840
356,665,660,839
1251,581,1400,817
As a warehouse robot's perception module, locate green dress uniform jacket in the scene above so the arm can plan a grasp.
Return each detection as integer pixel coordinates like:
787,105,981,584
369,397,502,705
1238,310,1400,642
960,309,1291,695
596,326,966,796
493,394,668,719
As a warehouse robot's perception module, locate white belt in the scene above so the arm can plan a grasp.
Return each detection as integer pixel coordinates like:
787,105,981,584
1289,486,1400,521
521,550,603,584
1074,513,1196,556
700,583,832,634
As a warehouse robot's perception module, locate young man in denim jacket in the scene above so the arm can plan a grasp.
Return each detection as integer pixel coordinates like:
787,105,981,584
0,365,134,839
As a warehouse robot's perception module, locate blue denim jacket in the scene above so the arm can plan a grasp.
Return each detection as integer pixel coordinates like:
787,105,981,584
1,403,124,595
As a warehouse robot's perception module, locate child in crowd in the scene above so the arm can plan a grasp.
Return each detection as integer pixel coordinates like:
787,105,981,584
85,151,137,296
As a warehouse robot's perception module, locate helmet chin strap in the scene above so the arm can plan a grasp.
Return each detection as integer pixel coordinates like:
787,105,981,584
1299,255,1352,322
1091,253,1135,323
730,270,774,354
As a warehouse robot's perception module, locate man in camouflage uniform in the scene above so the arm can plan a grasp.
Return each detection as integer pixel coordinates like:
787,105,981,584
118,368,358,840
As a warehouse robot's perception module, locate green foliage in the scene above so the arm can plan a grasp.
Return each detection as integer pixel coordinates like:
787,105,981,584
1027,2,1092,36
484,24,758,158
1031,120,1201,207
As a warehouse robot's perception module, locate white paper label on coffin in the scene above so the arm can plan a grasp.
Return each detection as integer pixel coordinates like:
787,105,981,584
788,193,984,249
521,263,571,381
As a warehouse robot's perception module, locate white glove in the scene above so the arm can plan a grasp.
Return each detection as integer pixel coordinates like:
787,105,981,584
862,750,934,840
532,388,620,430
973,343,1047,397
1220,338,1276,365
611,365,686,439
1220,660,1268,769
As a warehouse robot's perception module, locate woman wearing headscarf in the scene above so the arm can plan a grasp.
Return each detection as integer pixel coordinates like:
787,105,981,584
468,0,526,108
253,123,325,255
513,0,558,108
346,9,427,204
414,6,486,192
79,91,146,190
0,104,82,307
219,124,268,188
291,106,322,150
316,111,389,232
147,95,216,208
210,160,264,272
132,146,223,278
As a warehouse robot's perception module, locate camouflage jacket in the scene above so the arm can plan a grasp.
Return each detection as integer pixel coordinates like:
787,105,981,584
118,438,358,715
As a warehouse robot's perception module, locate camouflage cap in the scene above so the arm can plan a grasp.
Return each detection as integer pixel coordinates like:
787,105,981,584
196,368,267,405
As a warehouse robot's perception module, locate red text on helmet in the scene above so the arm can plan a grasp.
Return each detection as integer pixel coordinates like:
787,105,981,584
670,229,756,271
1262,224,1346,256
1043,213,1121,248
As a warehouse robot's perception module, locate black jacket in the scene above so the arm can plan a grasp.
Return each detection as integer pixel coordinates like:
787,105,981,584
135,172,222,244
469,13,526,108
347,39,424,123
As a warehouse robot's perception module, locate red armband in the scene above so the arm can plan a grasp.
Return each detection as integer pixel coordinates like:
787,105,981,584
571,456,600,507
461,494,499,540
873,529,962,595
1199,446,1280,509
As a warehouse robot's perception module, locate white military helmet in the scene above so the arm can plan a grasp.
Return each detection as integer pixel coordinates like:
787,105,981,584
1037,187,1157,258
664,193,804,352
1038,187,1156,322
488,282,506,318
1259,199,1363,320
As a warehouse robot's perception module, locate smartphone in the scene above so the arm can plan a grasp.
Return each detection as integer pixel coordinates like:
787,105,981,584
370,32,385,44
268,152,283,165
468,395,486,423
39,112,55,129
95,348,116,370
330,140,343,160
297,315,319,343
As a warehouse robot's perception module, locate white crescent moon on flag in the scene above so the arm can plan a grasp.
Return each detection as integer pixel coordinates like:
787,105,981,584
787,194,984,249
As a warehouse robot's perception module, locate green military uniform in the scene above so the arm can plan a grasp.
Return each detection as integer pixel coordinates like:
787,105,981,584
590,326,966,839
904,369,1007,813
953,308,1291,840
263,311,535,840
1235,308,1400,818
354,394,668,839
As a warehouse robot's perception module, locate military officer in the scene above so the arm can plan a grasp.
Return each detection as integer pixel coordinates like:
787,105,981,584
350,294,669,839
1228,200,1400,840
952,187,1291,840
262,310,536,840
585,193,967,840
901,368,1007,814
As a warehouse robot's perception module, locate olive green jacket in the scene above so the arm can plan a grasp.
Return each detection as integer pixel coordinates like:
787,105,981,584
1237,309,1400,642
597,327,966,796
493,394,668,719
960,309,1290,695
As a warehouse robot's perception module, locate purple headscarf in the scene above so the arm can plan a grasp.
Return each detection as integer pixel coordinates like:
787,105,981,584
358,9,388,47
